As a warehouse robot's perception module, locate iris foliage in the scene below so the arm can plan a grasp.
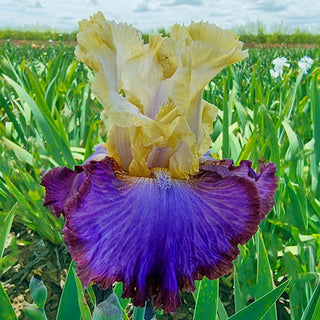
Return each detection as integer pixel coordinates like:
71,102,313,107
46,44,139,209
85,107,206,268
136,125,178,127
0,42,320,319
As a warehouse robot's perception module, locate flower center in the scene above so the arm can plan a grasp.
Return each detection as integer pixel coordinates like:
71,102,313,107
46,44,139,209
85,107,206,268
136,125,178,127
152,168,172,190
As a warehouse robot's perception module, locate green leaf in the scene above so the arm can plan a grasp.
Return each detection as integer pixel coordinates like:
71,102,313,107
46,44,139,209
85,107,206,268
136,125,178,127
2,137,34,166
113,283,128,308
228,280,290,320
2,174,62,245
74,275,92,320
0,93,27,145
310,74,320,196
282,118,300,160
234,262,245,312
3,75,75,167
0,281,17,320
56,262,81,320
256,231,277,320
0,204,16,260
86,285,96,306
282,252,306,320
3,175,32,211
193,277,218,320
222,78,232,159
264,111,280,169
301,280,320,320
217,296,228,320
132,305,145,320
285,175,308,233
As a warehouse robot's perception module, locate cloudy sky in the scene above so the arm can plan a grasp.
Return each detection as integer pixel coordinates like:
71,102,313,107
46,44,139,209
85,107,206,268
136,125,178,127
1,0,319,33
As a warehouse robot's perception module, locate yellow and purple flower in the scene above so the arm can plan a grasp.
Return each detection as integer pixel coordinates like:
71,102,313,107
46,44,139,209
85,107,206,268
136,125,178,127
41,12,278,313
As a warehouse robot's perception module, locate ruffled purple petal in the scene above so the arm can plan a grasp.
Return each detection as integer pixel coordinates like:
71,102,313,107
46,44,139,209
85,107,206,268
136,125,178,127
41,157,277,312
199,158,278,216
41,166,79,217
41,144,109,216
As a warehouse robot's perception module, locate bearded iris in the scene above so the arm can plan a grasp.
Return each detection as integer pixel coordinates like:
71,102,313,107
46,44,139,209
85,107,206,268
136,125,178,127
41,12,278,313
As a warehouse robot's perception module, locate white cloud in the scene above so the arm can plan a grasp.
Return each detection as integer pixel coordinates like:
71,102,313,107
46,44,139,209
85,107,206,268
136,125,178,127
169,0,203,5
251,2,286,13
0,0,319,32
33,0,43,8
58,14,75,21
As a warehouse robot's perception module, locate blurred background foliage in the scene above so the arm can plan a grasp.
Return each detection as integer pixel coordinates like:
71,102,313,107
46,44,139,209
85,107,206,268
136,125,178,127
1,24,320,45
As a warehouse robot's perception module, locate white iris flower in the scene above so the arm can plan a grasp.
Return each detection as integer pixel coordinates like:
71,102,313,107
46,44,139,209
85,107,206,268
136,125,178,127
270,57,290,79
298,55,313,74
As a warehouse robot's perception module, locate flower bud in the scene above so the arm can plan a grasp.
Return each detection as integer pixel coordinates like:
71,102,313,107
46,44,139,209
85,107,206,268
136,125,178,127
23,302,47,320
29,270,47,310
93,292,123,320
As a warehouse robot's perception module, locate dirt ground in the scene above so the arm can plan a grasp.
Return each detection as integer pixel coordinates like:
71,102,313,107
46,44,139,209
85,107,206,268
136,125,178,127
1,225,70,320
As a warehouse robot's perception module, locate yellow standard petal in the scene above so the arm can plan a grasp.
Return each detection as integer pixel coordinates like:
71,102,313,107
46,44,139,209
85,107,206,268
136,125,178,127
76,13,248,179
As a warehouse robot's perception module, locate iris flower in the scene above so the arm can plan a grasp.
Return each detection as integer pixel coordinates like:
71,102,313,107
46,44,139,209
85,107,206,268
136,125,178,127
298,55,313,74
41,12,278,313
270,57,290,79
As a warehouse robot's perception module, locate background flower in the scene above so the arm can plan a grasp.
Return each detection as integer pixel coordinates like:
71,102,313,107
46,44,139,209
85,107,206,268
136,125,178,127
270,56,290,78
298,55,313,74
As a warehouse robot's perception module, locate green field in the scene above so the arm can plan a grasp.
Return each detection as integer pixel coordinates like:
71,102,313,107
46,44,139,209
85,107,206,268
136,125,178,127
0,41,319,319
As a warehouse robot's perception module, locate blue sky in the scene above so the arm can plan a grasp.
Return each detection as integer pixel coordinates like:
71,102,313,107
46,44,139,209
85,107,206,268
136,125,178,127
1,0,319,33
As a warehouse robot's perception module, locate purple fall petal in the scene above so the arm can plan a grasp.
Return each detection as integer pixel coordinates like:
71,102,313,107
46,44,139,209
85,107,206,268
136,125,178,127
199,158,278,216
41,156,277,312
41,167,79,217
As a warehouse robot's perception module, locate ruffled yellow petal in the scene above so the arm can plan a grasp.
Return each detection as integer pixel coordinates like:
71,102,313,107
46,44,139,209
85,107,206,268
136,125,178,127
121,34,165,118
76,12,149,126
76,13,247,178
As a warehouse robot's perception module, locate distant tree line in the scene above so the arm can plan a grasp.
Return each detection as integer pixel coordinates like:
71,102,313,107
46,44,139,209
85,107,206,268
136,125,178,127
0,29,77,42
0,28,319,45
240,30,320,45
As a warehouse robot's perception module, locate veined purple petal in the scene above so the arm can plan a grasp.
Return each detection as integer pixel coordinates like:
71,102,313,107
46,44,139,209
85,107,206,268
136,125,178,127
199,158,278,216
41,156,277,312
41,166,79,217
41,144,109,216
